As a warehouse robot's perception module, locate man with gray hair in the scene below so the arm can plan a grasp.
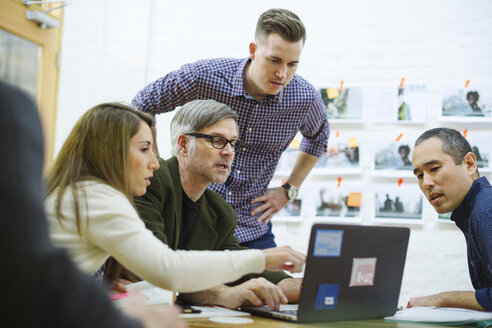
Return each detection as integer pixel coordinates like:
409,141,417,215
132,8,330,249
408,127,492,311
117,99,302,309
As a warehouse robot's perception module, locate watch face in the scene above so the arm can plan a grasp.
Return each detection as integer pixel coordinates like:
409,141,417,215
288,187,298,200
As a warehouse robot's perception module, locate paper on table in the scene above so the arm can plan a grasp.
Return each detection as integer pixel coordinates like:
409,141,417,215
111,280,173,308
385,307,492,323
110,281,251,320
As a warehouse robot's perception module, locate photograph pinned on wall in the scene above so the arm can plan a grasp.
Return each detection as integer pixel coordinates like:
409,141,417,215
464,130,491,172
313,131,361,175
375,82,426,123
441,82,492,122
313,179,362,222
274,135,302,176
374,181,423,223
373,132,416,177
269,179,303,223
319,84,364,122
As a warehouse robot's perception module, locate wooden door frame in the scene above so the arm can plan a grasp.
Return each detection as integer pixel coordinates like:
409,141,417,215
0,0,64,164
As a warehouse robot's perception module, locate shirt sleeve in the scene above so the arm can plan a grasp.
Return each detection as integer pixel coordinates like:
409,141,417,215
131,62,199,115
475,288,492,311
472,208,492,311
82,184,266,293
298,90,330,157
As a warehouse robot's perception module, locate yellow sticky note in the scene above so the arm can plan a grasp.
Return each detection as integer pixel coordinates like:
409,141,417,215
347,192,362,207
326,88,339,99
348,137,358,148
289,139,301,149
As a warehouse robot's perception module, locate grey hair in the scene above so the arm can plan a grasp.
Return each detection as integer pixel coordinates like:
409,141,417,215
414,127,480,176
170,100,238,156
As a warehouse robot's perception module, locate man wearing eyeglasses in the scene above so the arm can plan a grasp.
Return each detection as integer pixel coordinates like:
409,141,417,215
108,99,301,309
132,9,329,250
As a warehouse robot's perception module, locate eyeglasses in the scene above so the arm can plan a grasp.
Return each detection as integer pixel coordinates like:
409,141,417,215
185,133,241,152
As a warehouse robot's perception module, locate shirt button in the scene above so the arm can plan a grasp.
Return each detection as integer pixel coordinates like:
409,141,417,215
237,170,241,174
248,128,252,132
242,147,246,151
228,191,232,196
256,104,259,108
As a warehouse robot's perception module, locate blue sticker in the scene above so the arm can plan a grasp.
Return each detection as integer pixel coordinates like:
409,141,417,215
313,229,344,257
315,283,340,310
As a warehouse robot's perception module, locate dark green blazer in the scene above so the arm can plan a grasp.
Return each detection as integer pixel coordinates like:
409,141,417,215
134,156,289,285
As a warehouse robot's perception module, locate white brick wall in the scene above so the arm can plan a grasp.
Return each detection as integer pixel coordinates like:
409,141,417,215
57,0,492,307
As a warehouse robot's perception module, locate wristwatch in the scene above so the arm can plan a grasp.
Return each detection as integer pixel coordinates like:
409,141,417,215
281,182,299,200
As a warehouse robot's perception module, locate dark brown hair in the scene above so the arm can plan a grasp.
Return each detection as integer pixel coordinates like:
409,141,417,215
255,8,306,44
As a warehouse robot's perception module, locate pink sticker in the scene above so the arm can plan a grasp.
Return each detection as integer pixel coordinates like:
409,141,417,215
110,292,129,301
349,258,377,287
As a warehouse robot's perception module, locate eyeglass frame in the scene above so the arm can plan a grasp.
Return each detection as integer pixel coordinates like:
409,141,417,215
184,132,242,152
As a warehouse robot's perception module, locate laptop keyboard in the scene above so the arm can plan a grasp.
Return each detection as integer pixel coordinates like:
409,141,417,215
280,309,297,315
277,304,298,315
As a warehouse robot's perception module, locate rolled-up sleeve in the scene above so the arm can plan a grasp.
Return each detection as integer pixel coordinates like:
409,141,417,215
299,93,330,157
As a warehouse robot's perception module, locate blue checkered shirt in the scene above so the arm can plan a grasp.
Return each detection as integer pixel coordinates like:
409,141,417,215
451,177,492,311
132,57,329,243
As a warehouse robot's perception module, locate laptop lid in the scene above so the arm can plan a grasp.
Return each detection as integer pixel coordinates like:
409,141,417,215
296,223,410,323
242,223,410,323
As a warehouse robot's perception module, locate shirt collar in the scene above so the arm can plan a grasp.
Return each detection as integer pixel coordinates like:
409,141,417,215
231,58,284,104
451,176,489,229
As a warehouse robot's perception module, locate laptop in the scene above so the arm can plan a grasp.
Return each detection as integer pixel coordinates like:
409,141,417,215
242,223,410,323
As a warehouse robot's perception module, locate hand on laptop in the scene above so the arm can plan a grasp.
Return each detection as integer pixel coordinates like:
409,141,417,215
217,277,288,310
262,246,305,273
277,278,302,304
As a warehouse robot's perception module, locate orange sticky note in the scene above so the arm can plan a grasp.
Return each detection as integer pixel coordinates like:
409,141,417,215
399,77,405,89
335,130,340,138
398,178,404,187
396,133,404,142
465,79,470,88
337,177,342,188
339,80,344,91
347,192,362,207
463,129,468,138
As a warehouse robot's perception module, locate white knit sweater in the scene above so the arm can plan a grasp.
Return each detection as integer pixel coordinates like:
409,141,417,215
45,180,265,292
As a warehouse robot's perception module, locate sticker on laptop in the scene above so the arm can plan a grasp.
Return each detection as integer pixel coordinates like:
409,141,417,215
313,229,344,257
349,257,377,287
315,283,340,310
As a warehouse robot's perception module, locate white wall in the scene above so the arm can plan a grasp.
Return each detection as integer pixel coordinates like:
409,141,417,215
57,0,492,307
